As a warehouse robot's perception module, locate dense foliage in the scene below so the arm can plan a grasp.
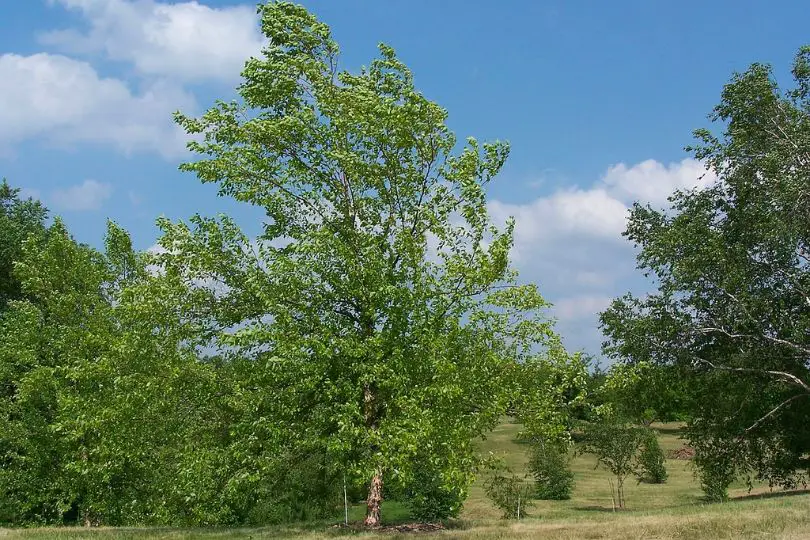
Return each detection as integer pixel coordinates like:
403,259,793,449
601,46,810,498
528,439,575,500
601,362,691,425
512,347,592,443
0,180,48,313
0,220,220,524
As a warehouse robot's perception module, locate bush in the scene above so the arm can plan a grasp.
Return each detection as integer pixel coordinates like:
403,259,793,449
528,440,574,500
637,431,668,484
404,466,464,521
483,471,534,519
695,453,736,502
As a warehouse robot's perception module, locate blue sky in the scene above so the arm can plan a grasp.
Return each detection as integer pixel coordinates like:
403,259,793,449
1,0,807,359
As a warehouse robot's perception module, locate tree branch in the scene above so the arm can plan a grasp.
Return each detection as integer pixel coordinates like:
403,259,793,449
695,326,810,356
745,393,809,433
693,356,810,393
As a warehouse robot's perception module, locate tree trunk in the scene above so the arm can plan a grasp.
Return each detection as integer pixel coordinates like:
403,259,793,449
363,382,383,527
363,468,384,527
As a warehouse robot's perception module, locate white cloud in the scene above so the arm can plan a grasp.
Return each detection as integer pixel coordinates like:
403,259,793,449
51,179,112,211
489,188,628,254
553,295,614,321
603,158,716,205
0,53,194,158
489,158,714,355
42,0,264,83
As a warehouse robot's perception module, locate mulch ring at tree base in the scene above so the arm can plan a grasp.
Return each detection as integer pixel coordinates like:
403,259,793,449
383,523,446,533
667,446,696,460
333,522,446,533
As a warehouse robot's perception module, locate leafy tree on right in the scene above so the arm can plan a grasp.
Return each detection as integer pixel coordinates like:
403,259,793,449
601,46,810,499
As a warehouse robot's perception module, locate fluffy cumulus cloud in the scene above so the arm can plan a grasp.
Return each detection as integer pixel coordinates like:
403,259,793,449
603,158,717,206
0,52,195,158
51,179,113,211
490,158,716,357
41,0,265,83
0,0,267,158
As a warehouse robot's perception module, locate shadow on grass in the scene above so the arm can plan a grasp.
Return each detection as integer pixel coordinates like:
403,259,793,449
571,505,626,513
728,488,810,503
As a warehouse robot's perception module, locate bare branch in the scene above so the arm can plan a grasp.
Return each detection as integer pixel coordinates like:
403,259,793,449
693,356,810,393
695,326,810,356
745,393,809,433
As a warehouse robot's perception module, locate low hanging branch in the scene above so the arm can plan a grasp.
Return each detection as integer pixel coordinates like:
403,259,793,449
693,356,810,432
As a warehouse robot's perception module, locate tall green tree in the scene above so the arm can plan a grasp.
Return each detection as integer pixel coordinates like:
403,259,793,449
160,1,554,526
0,180,48,312
601,46,810,495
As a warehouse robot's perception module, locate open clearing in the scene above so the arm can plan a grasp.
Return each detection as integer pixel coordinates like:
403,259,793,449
3,420,807,539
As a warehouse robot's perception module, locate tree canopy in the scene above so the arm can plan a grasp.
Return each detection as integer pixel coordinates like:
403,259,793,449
156,1,556,526
601,46,810,494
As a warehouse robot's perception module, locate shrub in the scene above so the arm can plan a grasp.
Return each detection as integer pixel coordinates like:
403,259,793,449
695,451,736,502
528,440,575,500
404,466,464,521
637,431,668,484
483,471,534,519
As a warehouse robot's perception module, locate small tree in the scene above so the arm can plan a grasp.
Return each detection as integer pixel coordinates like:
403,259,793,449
581,418,647,509
528,439,575,500
636,431,668,484
692,436,737,502
484,470,534,519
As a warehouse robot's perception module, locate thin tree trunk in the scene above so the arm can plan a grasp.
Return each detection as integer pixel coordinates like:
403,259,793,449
343,474,349,526
363,468,384,527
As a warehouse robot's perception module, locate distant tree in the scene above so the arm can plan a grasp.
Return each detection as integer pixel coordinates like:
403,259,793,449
581,417,648,509
602,362,691,425
161,1,555,527
528,438,575,500
601,46,810,497
636,430,668,484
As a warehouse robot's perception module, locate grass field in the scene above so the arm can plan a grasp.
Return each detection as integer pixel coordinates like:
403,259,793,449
3,419,808,539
